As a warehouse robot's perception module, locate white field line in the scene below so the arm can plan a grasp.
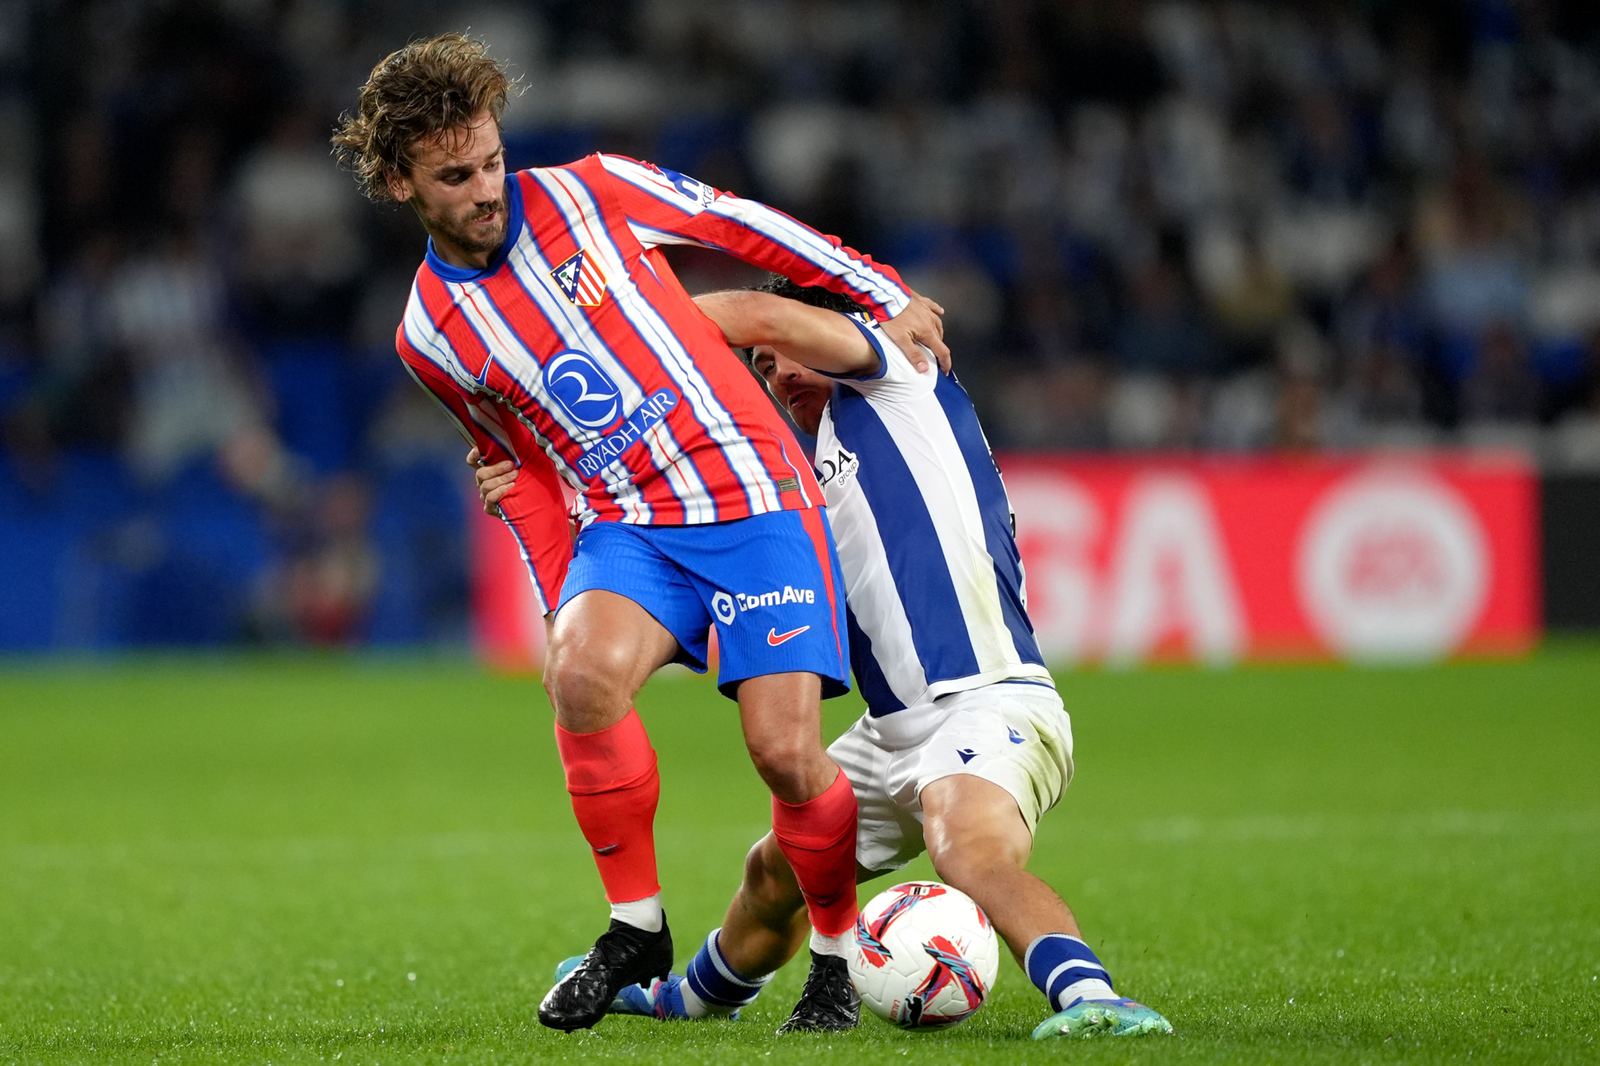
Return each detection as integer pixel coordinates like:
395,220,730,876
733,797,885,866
1130,809,1600,844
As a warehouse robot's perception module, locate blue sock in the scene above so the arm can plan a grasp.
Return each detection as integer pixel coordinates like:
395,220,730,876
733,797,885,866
1025,934,1116,1011
683,929,771,1014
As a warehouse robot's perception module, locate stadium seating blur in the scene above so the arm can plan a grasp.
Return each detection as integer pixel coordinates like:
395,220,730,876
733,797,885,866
1,0,1598,648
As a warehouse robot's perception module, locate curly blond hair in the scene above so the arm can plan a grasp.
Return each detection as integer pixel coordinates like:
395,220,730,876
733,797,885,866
332,33,516,201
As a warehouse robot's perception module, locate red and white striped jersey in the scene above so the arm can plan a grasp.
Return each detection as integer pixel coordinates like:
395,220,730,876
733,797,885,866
395,154,912,612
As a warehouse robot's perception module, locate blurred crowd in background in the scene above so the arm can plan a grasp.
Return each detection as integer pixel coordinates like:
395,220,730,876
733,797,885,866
1,0,1598,648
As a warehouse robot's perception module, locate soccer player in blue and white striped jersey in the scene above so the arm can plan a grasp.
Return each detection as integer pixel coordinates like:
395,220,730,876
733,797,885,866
478,279,1171,1039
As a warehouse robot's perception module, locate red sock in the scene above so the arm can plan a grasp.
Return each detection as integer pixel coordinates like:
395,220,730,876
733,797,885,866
771,770,859,937
554,709,660,904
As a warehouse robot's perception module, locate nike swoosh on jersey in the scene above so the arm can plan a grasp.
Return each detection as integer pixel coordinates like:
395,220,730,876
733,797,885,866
767,625,811,646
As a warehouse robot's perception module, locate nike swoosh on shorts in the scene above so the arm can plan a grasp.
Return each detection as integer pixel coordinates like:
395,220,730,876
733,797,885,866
767,626,811,646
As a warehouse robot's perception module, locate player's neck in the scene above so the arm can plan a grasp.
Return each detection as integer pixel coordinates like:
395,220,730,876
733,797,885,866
428,229,494,271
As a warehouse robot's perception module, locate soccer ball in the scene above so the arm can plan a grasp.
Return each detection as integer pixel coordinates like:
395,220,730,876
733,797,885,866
849,881,999,1029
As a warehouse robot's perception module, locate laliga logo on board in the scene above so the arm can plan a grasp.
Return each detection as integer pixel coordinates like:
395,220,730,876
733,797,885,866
1005,471,1245,666
1297,470,1488,662
1001,461,1502,664
544,351,622,430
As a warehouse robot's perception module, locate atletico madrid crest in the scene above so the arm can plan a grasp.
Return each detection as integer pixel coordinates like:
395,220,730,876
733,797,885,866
550,249,608,307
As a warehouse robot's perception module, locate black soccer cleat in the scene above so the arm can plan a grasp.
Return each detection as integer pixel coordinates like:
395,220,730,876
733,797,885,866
538,916,674,1031
776,950,860,1033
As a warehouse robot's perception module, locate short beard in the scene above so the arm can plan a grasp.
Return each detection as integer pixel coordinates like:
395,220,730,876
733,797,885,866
420,192,509,256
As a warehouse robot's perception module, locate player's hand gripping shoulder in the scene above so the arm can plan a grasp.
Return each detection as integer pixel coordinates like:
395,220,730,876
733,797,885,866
884,291,951,373
696,289,950,376
467,447,518,516
696,290,876,374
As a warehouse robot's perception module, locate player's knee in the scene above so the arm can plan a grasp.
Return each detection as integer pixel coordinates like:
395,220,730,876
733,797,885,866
926,828,1024,893
745,733,827,801
928,847,995,897
543,642,633,725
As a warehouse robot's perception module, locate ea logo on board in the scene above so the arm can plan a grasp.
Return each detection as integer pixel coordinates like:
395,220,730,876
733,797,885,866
545,351,622,430
1296,471,1488,661
712,592,736,625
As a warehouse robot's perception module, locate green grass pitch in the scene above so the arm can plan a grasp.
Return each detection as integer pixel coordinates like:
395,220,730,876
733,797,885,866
2,647,1597,1065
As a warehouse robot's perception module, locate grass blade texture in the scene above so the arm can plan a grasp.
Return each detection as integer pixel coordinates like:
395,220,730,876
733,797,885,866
1,647,1597,1065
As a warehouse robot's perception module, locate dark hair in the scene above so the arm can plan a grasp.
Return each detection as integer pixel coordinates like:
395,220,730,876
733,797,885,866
332,33,516,201
740,274,864,364
754,273,865,316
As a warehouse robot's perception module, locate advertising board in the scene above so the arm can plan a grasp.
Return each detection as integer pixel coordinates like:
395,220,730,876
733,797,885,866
471,452,1540,669
998,453,1537,664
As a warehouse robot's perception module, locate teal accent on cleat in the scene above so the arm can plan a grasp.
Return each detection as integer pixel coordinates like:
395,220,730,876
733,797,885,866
552,956,706,1019
539,917,673,1030
1031,997,1173,1039
624,973,704,1019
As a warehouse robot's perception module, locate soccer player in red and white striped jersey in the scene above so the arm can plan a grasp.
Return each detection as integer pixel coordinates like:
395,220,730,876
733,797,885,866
333,34,947,1033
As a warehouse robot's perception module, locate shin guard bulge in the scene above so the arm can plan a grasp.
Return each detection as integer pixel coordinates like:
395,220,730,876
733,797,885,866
554,709,660,903
771,770,859,937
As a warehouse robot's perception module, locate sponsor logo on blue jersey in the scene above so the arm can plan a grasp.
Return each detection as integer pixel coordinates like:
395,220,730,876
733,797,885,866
734,586,815,610
816,445,859,489
710,586,815,628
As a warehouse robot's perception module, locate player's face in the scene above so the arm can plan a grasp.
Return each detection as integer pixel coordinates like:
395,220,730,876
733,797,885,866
751,346,830,436
391,111,509,267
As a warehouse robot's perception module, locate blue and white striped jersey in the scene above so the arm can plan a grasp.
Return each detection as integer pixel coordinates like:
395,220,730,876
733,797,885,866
815,321,1052,715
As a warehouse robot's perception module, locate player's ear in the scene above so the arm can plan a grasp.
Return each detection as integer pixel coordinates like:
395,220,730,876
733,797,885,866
385,166,415,204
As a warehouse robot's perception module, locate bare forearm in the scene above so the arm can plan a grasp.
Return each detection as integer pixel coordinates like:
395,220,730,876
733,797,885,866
695,290,878,375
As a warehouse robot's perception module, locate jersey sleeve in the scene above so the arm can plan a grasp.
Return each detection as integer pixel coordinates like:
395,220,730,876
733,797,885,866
829,316,939,403
395,331,573,615
596,154,914,321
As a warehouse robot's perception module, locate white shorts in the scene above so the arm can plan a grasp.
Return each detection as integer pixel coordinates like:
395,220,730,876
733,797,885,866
826,680,1075,874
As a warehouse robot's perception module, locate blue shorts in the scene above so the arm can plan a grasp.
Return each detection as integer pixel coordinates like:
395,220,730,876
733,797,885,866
558,508,851,700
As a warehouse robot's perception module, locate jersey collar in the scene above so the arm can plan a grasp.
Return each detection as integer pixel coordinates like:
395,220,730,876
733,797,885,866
423,173,525,283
